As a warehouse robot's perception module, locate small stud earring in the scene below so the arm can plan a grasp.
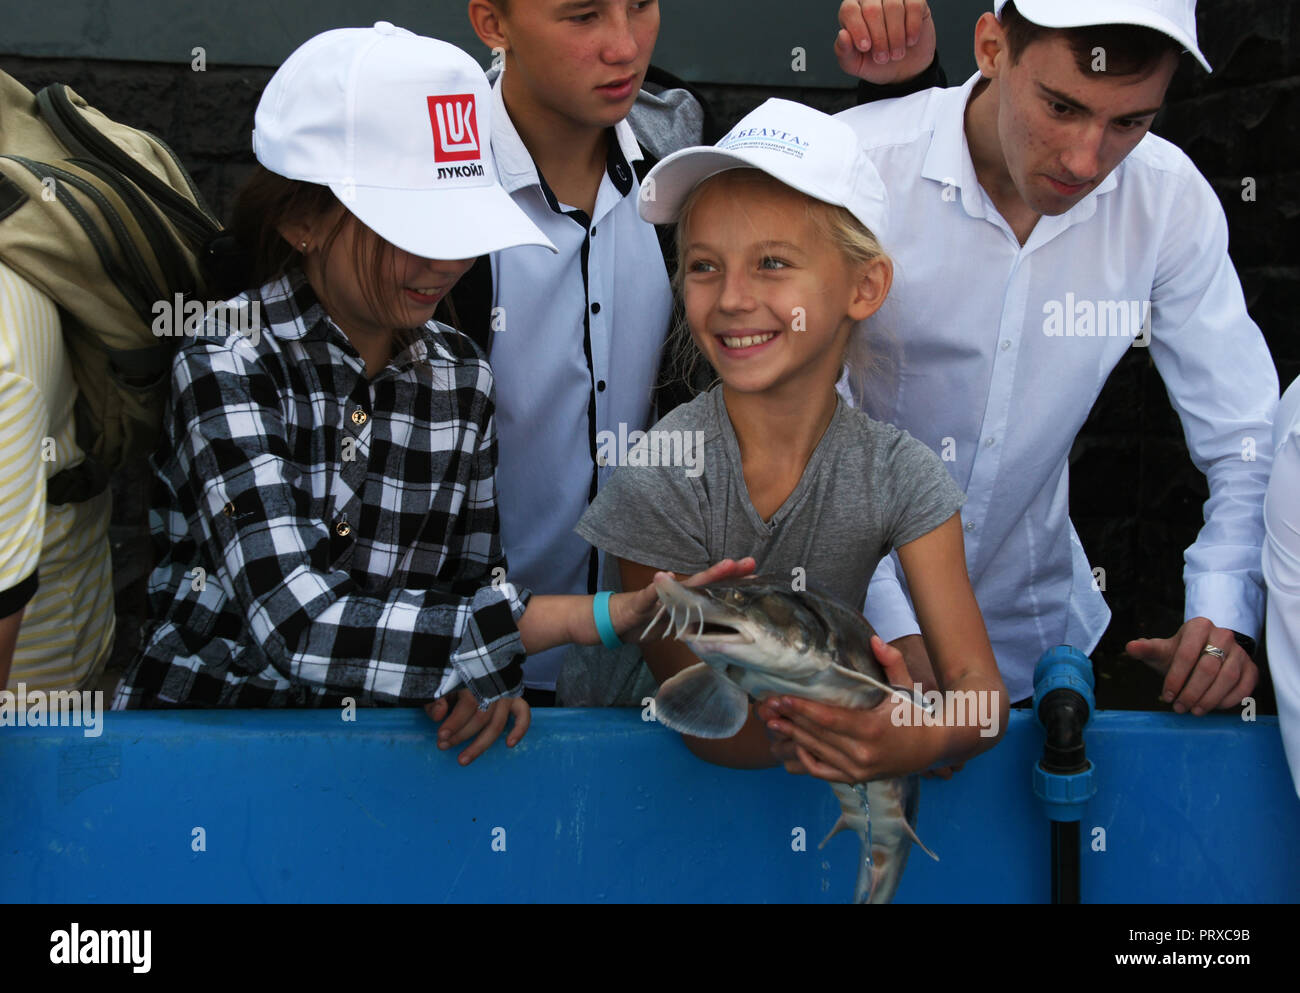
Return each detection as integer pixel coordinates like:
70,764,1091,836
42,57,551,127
299,241,307,251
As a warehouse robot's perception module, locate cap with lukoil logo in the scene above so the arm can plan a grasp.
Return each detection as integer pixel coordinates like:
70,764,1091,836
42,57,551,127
253,21,555,259
638,98,889,245
993,0,1210,72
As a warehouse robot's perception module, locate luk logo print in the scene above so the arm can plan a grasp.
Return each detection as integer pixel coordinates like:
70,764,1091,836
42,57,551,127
428,95,480,162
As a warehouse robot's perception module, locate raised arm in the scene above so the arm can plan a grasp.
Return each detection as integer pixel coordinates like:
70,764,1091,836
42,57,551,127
836,0,941,88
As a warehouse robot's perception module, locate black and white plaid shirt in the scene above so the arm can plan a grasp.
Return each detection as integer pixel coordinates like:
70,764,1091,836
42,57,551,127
113,270,529,709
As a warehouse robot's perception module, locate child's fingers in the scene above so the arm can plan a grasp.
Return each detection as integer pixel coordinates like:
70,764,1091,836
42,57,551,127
609,587,657,638
766,731,808,774
440,693,488,746
772,713,868,782
424,697,449,723
429,690,476,743
445,711,490,748
505,697,532,747
458,701,510,766
680,556,757,589
794,741,856,784
678,561,728,588
755,696,783,724
871,634,913,688
767,694,867,739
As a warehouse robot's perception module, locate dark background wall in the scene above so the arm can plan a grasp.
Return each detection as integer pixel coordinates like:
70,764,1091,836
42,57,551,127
1,1,1293,708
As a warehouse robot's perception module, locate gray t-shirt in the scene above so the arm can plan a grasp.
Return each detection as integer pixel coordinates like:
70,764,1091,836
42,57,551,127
575,387,966,611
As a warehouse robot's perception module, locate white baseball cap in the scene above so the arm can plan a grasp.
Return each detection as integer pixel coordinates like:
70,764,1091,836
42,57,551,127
253,22,555,259
639,98,889,245
994,0,1210,72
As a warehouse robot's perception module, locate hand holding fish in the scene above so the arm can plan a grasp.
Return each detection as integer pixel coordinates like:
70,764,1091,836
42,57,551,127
757,635,948,783
871,634,965,780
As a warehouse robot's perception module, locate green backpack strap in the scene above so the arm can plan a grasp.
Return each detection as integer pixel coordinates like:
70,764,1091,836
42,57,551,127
0,73,223,502
35,85,217,241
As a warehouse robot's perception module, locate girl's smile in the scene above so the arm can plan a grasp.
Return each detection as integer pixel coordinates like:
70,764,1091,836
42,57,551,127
714,328,782,355
403,285,450,306
680,170,887,399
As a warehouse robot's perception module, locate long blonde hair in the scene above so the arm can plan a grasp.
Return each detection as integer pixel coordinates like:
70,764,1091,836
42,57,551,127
665,168,895,406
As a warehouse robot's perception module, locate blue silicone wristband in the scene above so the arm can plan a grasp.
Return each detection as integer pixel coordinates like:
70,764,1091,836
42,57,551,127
593,591,622,649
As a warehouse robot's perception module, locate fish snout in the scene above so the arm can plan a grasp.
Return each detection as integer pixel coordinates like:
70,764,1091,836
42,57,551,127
643,576,752,646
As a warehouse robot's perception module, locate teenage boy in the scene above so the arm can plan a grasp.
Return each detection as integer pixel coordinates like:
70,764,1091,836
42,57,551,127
759,0,1277,781
461,0,710,703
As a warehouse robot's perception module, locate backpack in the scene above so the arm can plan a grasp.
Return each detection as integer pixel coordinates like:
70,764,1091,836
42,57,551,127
0,69,222,504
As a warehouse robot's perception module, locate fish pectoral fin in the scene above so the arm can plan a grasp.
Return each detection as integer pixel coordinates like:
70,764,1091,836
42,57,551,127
900,818,940,862
654,663,750,739
817,815,851,849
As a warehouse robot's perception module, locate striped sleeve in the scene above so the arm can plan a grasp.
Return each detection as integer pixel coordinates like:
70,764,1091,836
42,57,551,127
0,266,54,612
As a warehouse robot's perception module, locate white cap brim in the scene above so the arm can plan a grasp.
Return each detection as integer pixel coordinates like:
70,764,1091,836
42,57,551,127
1002,0,1211,72
333,181,557,260
640,147,846,226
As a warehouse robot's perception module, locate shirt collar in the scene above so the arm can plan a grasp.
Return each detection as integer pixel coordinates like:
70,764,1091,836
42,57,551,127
259,268,447,375
922,72,1119,220
258,268,328,342
490,72,642,200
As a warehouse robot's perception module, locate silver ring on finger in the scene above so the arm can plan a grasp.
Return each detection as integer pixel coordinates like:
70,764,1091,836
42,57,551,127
1200,643,1227,662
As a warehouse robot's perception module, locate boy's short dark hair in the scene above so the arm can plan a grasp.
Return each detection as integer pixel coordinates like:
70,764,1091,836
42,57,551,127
999,0,1182,76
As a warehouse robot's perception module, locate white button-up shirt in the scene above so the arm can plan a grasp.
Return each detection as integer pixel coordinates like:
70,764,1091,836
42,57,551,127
837,74,1277,701
486,75,671,690
1264,376,1300,800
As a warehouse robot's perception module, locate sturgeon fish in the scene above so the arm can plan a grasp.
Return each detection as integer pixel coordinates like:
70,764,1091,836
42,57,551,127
644,574,938,904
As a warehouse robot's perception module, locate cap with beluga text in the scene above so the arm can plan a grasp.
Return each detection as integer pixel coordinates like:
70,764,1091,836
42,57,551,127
252,21,556,259
639,98,890,246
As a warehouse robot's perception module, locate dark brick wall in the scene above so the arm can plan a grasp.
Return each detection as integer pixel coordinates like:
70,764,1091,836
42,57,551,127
1,0,1291,706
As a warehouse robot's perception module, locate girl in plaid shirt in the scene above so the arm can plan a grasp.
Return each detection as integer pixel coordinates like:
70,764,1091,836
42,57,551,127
113,24,751,764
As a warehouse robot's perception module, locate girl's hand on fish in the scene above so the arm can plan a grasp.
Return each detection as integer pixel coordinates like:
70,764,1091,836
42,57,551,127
612,556,758,641
425,689,531,766
757,634,943,782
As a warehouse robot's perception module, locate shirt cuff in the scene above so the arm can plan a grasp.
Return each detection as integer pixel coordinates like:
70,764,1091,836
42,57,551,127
1184,573,1266,642
864,565,921,643
853,50,946,104
448,582,530,707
